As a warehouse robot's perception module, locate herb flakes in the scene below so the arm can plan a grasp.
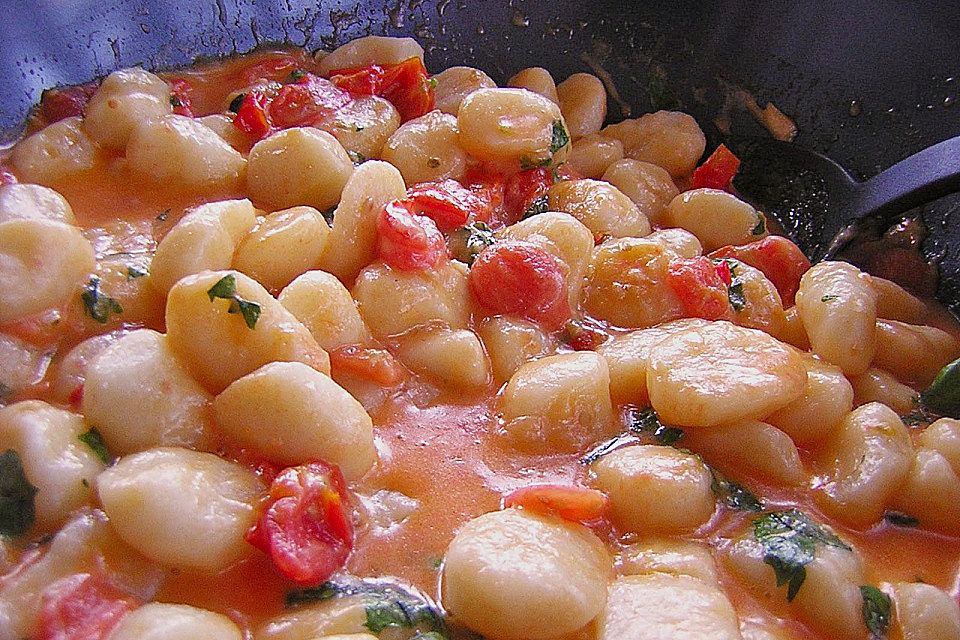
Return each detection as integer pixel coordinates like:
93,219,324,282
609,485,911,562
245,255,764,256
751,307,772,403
626,406,684,446
206,274,262,329
884,511,919,527
753,509,851,601
81,277,123,324
710,468,762,512
752,214,767,235
521,194,549,220
228,93,246,113
450,221,495,266
0,449,37,537
860,585,891,639
126,265,148,280
78,427,114,465
821,294,840,302
550,119,570,155
920,356,960,418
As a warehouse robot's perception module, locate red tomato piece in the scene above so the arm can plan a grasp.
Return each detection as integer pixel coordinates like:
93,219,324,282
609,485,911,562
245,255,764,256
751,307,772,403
233,91,272,140
691,143,741,192
37,573,136,640
240,52,302,85
245,461,354,586
268,74,351,129
503,484,609,523
461,169,506,227
405,179,484,231
330,57,434,122
469,240,571,330
562,321,608,351
376,200,448,271
503,168,554,223
666,256,734,321
0,168,17,185
167,78,194,117
329,344,407,386
40,83,98,124
708,235,811,305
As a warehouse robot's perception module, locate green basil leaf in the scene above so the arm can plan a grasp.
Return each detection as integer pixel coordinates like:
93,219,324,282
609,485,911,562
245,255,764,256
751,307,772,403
884,511,919,527
550,119,570,154
228,93,246,113
0,449,37,537
711,469,763,512
521,194,549,220
920,356,960,418
81,277,123,324
860,585,891,639
207,274,237,301
78,428,114,465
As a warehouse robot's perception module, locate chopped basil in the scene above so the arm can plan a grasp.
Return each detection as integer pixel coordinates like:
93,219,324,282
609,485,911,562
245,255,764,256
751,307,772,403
647,67,680,111
156,209,170,222
728,280,746,311
821,294,840,302
228,93,246,113
169,94,183,108
0,449,37,537
550,119,570,154
427,77,438,90
81,277,123,324
753,509,851,601
450,222,495,266
580,432,641,465
860,585,891,639
752,214,767,235
348,150,366,164
289,68,306,82
206,274,261,329
427,157,441,168
81,477,89,488
522,194,549,220
126,265,148,280
625,406,685,445
519,155,551,170
711,468,763,512
78,427,114,465
286,575,448,637
884,511,919,527
919,356,960,418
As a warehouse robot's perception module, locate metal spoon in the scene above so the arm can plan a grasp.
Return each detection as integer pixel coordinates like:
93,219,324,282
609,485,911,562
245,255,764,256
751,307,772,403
729,136,960,261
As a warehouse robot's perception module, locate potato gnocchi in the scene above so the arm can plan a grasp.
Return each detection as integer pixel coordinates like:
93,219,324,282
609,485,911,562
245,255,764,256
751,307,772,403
0,35,958,640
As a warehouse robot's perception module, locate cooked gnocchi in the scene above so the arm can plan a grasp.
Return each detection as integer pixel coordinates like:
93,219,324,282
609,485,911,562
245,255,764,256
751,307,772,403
0,36,958,640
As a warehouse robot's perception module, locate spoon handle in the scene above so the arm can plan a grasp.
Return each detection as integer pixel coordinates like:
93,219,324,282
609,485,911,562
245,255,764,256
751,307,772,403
850,134,960,221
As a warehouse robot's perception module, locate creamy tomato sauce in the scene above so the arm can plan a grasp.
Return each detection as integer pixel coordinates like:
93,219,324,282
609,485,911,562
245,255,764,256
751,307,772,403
1,37,960,640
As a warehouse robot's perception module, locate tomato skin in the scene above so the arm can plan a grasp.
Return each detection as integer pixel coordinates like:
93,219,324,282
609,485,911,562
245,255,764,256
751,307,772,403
40,83,98,124
666,256,734,321
691,143,741,192
503,168,554,223
709,235,811,305
268,74,351,129
330,57,434,121
406,179,484,231
461,169,506,227
469,241,571,330
37,573,136,640
168,78,194,117
329,344,407,385
503,484,609,523
246,461,354,586
233,90,272,139
376,200,449,271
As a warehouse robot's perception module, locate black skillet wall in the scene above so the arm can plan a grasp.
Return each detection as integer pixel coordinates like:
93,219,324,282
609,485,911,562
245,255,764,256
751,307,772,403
2,0,960,307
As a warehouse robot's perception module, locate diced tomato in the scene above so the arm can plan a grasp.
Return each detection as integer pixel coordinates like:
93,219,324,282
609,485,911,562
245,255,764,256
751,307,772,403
167,78,194,117
709,235,811,305
330,57,434,121
245,461,354,585
40,83,98,124
503,484,609,524
469,240,571,330
268,74,351,129
376,200,448,271
666,256,734,321
0,168,17,185
330,344,407,386
67,384,84,410
240,52,302,85
37,573,136,640
562,320,608,351
503,168,554,223
406,179,484,231
232,91,272,140
691,143,741,192
461,169,507,228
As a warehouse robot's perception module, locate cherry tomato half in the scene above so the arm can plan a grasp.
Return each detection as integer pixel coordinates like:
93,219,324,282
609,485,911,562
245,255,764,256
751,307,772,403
691,143,741,192
376,200,449,271
232,90,272,140
329,344,407,386
406,179,485,231
503,167,554,223
503,484,609,524
37,573,136,640
330,57,434,122
246,461,354,586
666,256,735,321
709,235,811,305
268,73,351,129
469,240,570,330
